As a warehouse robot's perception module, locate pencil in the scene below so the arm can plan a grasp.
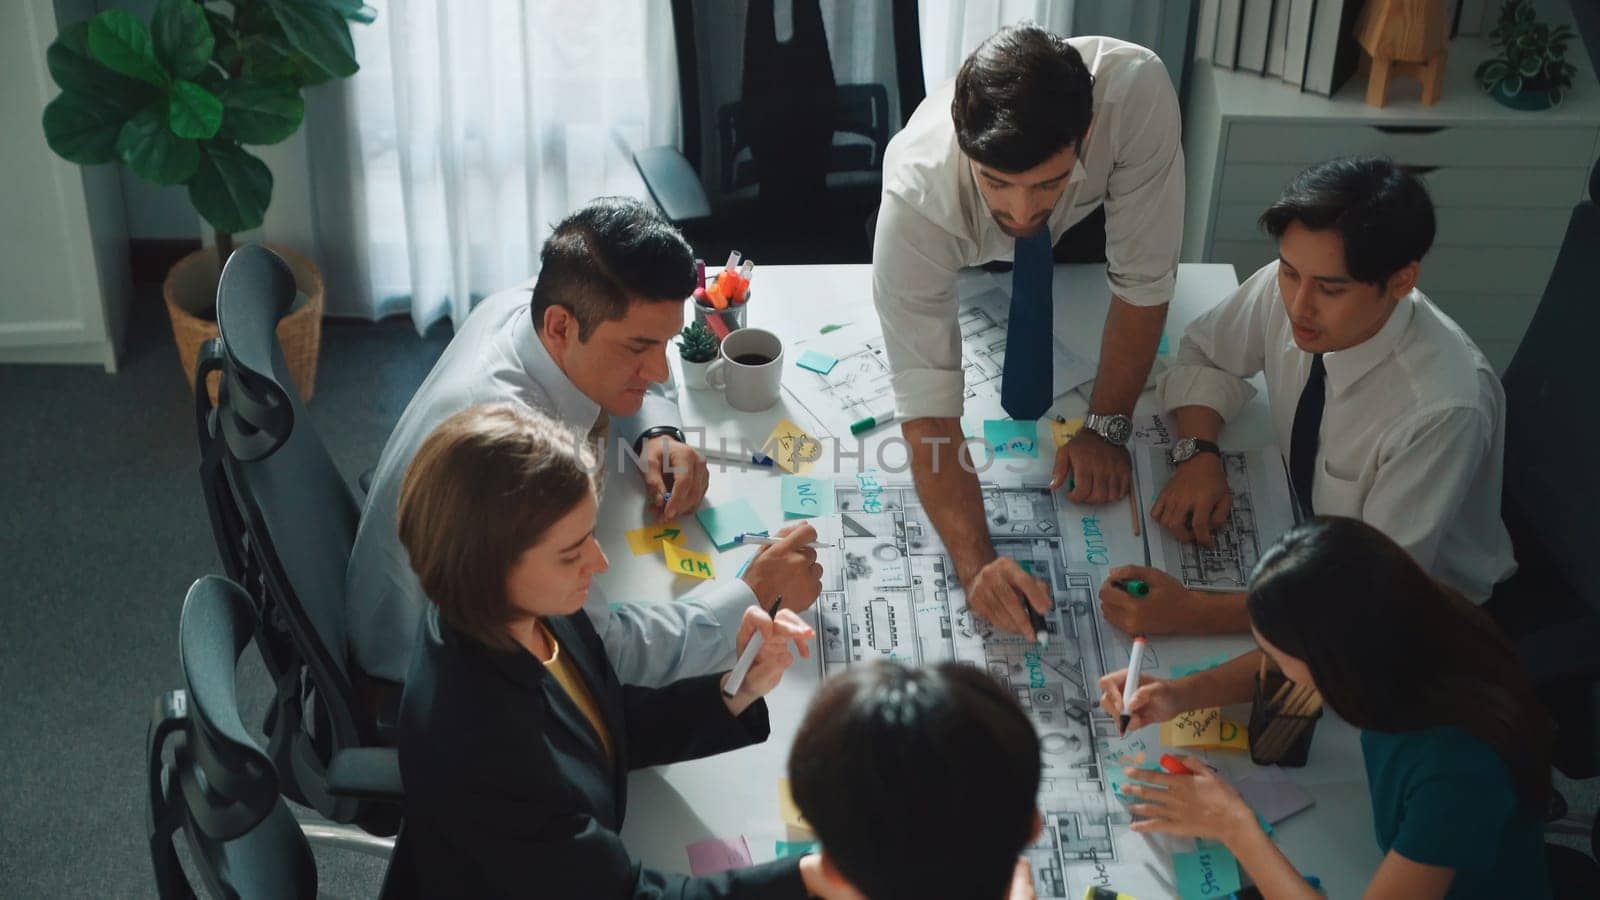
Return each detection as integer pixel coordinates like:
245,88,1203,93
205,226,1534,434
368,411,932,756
1129,490,1141,537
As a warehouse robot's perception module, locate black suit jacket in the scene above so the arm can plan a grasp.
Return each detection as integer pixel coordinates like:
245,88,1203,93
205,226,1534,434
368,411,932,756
393,608,806,898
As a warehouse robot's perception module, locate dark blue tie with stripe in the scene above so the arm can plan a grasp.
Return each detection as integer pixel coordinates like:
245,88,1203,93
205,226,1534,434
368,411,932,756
1002,229,1054,420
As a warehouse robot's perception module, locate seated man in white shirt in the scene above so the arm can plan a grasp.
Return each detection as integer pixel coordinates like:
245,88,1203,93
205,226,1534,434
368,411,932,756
347,197,824,687
874,25,1183,639
1100,156,1515,637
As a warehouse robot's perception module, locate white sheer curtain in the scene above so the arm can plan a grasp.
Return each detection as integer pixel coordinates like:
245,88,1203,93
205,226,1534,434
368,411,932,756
309,1,679,331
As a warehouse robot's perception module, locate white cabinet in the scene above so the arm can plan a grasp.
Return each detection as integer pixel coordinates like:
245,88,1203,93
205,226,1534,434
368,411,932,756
1183,35,1600,370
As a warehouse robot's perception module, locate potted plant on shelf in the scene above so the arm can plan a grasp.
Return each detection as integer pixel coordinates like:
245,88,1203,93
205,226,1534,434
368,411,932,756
1474,0,1577,111
39,0,375,401
677,321,719,390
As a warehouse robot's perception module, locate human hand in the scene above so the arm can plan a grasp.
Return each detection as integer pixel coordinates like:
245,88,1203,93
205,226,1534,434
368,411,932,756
1097,668,1190,734
641,436,709,520
962,556,1051,639
1120,756,1260,846
722,603,814,716
1098,566,1196,636
739,524,823,613
1008,858,1036,900
1050,431,1131,504
1151,454,1231,546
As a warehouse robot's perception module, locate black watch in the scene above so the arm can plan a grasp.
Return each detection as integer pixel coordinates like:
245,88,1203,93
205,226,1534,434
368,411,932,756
632,425,687,456
1168,437,1221,466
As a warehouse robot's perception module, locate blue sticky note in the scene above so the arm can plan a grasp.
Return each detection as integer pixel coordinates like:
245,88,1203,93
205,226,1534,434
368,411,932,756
775,840,819,858
780,475,835,518
984,419,1038,458
695,499,767,551
796,349,838,375
1173,846,1242,899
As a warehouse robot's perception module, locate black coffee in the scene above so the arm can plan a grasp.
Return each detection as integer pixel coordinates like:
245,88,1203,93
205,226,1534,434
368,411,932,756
733,353,774,366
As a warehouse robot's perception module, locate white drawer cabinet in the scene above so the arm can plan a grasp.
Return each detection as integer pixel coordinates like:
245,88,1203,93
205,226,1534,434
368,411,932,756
1183,35,1600,371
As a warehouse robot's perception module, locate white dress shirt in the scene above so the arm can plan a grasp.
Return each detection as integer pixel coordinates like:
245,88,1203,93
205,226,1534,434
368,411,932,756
1158,261,1516,602
872,35,1185,420
345,283,754,685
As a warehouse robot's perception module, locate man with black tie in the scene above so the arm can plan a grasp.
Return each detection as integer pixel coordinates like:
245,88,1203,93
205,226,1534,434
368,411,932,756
872,25,1184,638
1100,156,1516,637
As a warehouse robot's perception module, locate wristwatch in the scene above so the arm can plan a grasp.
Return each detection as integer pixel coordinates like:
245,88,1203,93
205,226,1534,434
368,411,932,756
632,425,687,457
1083,412,1133,446
1168,437,1221,466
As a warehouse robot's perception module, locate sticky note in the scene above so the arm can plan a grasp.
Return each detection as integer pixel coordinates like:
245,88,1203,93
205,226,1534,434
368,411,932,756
1234,767,1315,825
1170,654,1234,678
763,419,823,475
1106,761,1162,799
695,499,767,551
781,475,834,518
663,541,715,580
1162,707,1223,748
795,349,838,375
1050,417,1084,449
625,521,686,556
777,778,813,834
1158,332,1171,356
775,840,819,858
686,835,752,876
1173,845,1241,899
984,419,1039,458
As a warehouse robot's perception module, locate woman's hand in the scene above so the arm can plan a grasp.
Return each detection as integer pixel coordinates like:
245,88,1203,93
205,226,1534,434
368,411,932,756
722,604,814,717
1097,669,1190,734
1119,756,1260,846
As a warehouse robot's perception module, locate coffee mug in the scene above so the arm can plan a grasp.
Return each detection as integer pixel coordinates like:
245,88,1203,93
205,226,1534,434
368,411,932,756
705,327,784,412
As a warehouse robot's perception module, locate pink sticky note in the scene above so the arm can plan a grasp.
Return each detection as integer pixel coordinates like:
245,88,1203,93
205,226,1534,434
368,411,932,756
686,835,752,876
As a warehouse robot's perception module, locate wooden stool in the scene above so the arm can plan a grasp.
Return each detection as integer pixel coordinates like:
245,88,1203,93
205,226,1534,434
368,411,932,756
1354,0,1448,107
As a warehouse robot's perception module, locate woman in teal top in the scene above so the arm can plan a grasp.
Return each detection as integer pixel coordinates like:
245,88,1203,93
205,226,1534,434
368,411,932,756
1099,516,1552,899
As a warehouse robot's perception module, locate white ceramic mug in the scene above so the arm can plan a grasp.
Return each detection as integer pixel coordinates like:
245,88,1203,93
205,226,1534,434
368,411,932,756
704,327,784,412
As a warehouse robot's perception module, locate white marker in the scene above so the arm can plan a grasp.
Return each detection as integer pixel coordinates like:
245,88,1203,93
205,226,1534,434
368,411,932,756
735,532,832,550
1120,636,1148,734
722,598,784,696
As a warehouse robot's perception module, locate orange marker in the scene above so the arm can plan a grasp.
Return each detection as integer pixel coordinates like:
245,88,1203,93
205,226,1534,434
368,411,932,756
1158,753,1194,775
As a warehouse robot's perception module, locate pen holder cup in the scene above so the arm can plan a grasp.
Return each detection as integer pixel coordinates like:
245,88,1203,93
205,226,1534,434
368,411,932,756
693,280,749,338
1247,670,1324,768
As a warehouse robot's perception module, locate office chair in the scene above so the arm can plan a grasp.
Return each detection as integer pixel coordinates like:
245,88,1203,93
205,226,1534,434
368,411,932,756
194,244,402,838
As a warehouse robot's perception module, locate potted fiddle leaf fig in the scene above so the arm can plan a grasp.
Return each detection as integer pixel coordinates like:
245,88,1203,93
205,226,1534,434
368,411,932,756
40,0,375,402
1475,0,1578,111
678,320,719,390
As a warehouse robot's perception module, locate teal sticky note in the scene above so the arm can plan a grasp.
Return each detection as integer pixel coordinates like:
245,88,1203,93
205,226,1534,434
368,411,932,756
1158,332,1171,355
984,419,1038,458
1170,654,1235,679
1173,846,1242,899
1106,761,1162,800
775,840,819,858
695,499,767,551
796,349,838,375
781,475,834,518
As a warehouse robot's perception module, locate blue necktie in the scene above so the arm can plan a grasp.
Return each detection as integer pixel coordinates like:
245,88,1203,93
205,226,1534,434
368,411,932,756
1002,229,1054,420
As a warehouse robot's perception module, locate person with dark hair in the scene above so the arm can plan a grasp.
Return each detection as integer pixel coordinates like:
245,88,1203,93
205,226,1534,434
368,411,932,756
348,196,825,688
872,25,1184,641
1098,517,1552,899
392,403,818,897
1101,156,1514,637
788,662,1044,900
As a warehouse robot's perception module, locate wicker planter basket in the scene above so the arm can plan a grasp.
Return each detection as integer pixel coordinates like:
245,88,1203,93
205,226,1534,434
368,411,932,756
163,245,324,404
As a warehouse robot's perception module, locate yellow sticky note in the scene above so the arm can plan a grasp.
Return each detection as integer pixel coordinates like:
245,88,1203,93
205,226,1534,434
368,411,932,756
662,541,715,580
1050,417,1084,449
777,778,813,835
1211,719,1250,751
763,418,822,475
625,521,687,556
1161,707,1223,748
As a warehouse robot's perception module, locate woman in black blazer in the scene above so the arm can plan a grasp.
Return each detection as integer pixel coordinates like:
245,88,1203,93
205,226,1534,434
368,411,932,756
389,403,821,898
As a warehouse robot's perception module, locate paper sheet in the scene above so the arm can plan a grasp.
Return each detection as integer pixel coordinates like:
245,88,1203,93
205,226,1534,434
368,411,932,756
780,475,835,518
1173,845,1242,899
1161,708,1223,747
985,419,1040,458
624,521,687,556
762,419,823,475
686,835,752,876
663,541,715,579
1234,766,1316,825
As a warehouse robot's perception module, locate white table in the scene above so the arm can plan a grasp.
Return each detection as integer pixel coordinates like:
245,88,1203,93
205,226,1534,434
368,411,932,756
600,264,1382,897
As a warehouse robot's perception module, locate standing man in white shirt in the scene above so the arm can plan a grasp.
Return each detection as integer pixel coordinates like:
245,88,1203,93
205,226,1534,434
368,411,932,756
873,26,1184,637
1100,156,1515,637
347,197,824,687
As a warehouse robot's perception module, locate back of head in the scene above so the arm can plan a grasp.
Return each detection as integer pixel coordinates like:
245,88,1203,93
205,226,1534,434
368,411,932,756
397,402,594,649
1258,155,1436,285
789,662,1040,900
952,25,1094,173
530,196,695,340
1247,517,1550,816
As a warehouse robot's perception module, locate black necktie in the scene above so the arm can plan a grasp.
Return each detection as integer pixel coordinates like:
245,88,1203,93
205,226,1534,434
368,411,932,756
1289,353,1326,519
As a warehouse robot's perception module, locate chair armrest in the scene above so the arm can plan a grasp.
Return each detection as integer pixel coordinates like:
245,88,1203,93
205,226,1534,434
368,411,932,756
326,747,404,802
633,146,712,223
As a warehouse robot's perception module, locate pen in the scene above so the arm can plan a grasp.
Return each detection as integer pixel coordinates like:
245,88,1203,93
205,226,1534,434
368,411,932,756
1114,578,1149,597
735,533,831,550
695,258,706,290
723,596,784,696
698,446,775,467
849,409,895,436
1120,636,1148,734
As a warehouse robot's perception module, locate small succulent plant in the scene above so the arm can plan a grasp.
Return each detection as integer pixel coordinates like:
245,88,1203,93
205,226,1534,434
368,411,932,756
678,321,718,363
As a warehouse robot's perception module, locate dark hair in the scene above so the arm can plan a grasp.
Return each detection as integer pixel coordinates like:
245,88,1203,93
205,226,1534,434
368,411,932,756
530,196,695,340
1247,517,1551,817
397,403,595,650
788,662,1040,900
952,24,1094,173
1258,156,1436,286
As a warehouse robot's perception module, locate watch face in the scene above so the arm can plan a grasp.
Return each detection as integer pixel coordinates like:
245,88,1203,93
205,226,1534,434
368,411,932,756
1169,437,1196,465
1104,414,1132,445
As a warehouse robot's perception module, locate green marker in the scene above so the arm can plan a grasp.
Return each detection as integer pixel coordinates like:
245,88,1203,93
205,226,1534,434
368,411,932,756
1117,579,1149,597
849,409,895,436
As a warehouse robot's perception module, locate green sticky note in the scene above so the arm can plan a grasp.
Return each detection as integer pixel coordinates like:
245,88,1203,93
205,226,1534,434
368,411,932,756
695,499,767,551
781,475,834,518
796,349,838,375
1174,846,1242,899
984,419,1039,458
775,840,819,858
